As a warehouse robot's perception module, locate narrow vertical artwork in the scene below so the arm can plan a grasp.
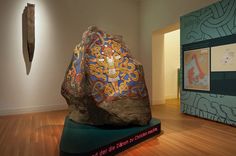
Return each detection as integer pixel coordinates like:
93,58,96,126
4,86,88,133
23,3,35,62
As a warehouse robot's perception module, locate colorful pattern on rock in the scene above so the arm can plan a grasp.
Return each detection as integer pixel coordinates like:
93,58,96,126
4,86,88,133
61,26,151,126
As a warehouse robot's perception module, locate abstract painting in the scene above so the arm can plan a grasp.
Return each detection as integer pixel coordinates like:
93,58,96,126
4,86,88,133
184,48,210,91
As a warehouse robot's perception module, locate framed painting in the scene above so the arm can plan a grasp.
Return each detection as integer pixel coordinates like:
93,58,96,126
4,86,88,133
211,43,236,72
183,47,210,91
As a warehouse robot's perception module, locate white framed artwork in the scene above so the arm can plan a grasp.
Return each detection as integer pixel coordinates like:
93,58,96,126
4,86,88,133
211,43,236,72
183,48,210,91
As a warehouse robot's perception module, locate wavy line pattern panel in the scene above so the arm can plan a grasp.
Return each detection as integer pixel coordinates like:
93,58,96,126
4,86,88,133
181,0,236,45
181,0,236,126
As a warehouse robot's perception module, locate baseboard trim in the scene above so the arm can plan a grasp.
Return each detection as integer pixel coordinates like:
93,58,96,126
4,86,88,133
0,104,67,116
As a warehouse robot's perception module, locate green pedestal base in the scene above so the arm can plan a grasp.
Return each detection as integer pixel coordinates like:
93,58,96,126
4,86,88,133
60,117,161,156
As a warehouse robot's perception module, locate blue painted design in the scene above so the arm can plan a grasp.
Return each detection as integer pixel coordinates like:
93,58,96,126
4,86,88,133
124,74,129,80
181,0,236,126
90,75,97,81
75,53,83,74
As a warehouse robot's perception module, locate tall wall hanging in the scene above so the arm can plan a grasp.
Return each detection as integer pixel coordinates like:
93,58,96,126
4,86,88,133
23,3,35,62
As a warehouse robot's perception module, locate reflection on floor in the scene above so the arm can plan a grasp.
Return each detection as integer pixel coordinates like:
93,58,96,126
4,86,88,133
0,99,236,156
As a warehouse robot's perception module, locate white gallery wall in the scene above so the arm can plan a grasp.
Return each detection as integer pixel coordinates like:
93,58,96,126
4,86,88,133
0,0,140,115
139,0,218,104
164,29,180,99
0,0,220,115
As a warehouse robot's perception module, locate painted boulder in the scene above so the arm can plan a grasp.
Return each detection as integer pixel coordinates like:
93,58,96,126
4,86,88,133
61,26,151,126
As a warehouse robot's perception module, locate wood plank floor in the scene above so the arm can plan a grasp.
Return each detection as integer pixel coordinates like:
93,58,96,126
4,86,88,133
0,99,235,156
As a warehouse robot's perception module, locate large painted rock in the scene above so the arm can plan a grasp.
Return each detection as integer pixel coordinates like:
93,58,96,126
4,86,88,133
61,26,151,126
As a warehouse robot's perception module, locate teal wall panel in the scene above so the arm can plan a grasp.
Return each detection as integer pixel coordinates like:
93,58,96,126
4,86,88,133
180,0,236,126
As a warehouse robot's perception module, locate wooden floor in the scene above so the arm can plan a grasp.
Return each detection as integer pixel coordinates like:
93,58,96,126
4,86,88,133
0,99,235,156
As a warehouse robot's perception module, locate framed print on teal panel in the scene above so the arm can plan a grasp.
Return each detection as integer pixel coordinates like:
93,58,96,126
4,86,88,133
183,48,210,91
182,34,236,96
211,43,236,72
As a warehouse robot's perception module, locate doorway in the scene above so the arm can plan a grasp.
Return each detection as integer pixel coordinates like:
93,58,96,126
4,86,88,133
152,23,180,105
164,29,180,99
